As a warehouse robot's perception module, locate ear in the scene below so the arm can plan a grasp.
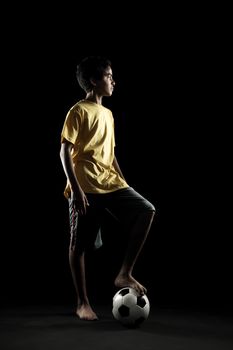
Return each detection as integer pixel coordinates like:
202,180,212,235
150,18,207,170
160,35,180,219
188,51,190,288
90,78,97,87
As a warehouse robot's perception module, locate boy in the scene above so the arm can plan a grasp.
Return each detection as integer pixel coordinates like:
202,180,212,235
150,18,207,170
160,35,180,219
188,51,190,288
60,56,155,320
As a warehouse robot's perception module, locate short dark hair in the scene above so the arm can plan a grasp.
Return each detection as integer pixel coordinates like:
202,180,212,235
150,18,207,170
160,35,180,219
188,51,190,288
76,56,112,93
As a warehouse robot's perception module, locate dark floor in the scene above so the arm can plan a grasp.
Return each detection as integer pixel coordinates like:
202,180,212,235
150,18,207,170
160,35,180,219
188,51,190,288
1,304,233,350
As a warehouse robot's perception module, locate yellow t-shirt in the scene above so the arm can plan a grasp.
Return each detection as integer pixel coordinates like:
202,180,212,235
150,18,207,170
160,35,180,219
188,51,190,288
61,99,129,197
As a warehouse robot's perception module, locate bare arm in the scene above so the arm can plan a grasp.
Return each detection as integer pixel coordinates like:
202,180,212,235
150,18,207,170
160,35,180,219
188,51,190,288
113,156,127,181
60,140,89,214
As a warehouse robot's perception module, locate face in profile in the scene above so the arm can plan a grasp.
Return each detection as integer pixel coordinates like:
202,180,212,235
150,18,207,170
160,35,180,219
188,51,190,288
93,66,115,96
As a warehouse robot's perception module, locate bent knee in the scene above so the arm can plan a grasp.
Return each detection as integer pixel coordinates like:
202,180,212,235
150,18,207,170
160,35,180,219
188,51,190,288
146,203,156,216
141,206,156,219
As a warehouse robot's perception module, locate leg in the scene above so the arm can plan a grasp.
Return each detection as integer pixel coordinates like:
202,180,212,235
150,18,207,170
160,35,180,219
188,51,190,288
69,248,98,320
114,209,155,295
68,196,99,320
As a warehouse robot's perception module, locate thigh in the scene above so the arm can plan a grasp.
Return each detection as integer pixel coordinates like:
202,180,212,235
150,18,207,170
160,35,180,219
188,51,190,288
104,187,155,224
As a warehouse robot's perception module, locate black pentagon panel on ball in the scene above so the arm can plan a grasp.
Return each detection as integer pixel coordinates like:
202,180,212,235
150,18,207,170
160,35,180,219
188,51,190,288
119,288,130,296
137,296,146,308
118,305,130,317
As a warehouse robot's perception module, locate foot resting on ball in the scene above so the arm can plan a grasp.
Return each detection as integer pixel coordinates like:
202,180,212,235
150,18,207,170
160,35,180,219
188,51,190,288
114,274,147,295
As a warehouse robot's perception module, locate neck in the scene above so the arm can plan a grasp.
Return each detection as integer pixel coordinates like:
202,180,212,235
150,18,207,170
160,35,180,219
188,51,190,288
85,92,102,105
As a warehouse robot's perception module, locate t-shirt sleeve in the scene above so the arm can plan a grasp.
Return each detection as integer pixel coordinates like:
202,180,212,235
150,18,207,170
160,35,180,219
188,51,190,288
61,107,82,144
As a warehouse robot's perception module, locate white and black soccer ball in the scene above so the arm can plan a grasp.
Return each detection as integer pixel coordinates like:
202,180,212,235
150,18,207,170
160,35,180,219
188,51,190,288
112,287,150,327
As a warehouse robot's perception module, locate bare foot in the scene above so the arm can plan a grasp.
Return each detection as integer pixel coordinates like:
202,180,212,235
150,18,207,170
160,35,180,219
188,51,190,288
114,274,147,295
76,303,98,321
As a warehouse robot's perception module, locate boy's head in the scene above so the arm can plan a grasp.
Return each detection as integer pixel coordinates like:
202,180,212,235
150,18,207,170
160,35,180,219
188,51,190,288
76,56,112,93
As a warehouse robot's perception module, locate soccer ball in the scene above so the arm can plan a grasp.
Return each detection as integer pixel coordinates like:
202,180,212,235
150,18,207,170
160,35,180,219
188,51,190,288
112,287,150,327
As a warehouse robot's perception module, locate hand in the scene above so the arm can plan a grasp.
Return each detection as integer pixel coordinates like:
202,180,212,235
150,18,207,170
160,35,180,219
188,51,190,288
71,189,89,215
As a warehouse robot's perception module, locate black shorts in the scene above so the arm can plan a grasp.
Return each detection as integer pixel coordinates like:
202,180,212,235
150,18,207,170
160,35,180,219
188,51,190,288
68,187,155,253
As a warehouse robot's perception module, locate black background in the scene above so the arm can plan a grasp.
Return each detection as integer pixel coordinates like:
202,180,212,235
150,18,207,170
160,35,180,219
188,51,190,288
1,5,232,314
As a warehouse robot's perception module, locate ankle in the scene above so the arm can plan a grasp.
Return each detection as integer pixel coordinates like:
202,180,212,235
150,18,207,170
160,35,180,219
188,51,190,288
77,298,90,307
118,270,132,278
